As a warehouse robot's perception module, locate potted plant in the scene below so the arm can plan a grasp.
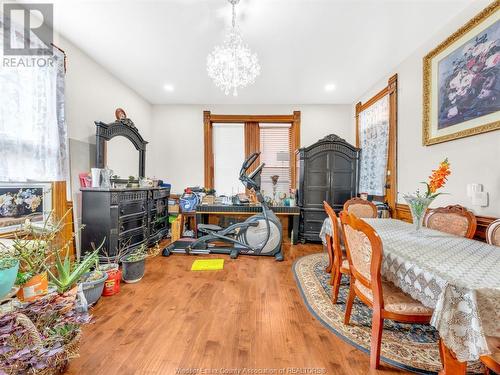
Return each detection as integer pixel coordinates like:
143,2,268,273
79,258,108,306
45,242,102,294
0,254,19,300
0,290,91,373
121,244,148,283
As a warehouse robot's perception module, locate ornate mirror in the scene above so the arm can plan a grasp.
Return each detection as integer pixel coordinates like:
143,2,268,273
95,108,148,178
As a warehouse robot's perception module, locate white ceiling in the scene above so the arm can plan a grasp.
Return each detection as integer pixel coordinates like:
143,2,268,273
46,0,472,104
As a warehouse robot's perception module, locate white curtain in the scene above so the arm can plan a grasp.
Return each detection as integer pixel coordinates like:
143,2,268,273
0,18,68,182
358,95,389,196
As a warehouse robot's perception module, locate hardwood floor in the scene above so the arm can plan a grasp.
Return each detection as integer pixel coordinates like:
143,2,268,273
67,243,408,375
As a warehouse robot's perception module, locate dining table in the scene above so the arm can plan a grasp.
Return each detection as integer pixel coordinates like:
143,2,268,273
320,217,500,374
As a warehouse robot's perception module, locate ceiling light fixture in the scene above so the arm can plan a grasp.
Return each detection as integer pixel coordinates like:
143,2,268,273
207,0,261,96
325,83,336,92
163,84,175,92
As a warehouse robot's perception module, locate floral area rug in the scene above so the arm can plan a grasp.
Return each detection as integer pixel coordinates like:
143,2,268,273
293,253,482,374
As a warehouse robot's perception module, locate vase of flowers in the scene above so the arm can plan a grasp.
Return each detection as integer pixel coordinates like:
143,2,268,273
403,158,451,235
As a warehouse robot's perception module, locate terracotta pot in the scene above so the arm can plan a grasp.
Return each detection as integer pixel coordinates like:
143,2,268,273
17,272,49,302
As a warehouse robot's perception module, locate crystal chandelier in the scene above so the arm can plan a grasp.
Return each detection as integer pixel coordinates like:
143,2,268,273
207,0,261,96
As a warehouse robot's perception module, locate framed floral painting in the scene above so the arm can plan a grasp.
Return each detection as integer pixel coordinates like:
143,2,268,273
0,182,52,233
423,2,499,146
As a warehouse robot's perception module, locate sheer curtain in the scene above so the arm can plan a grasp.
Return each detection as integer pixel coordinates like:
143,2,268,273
358,95,389,196
0,19,68,182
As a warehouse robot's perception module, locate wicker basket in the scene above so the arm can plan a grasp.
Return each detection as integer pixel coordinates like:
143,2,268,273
14,313,82,375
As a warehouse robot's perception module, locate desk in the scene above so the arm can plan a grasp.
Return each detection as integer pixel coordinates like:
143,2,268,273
195,204,301,244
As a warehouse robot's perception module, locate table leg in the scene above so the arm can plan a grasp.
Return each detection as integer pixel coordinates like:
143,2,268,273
292,215,299,245
438,339,466,375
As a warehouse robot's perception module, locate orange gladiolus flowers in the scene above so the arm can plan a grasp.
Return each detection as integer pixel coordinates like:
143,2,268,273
428,158,451,194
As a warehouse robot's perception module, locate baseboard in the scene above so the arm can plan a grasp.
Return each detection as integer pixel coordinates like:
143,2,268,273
394,203,496,242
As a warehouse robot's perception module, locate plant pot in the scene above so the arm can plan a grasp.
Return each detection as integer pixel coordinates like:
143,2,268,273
102,268,121,296
17,272,49,302
121,258,146,283
0,259,19,300
80,271,108,306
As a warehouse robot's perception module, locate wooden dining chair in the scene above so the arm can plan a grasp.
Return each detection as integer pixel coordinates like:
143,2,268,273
486,219,500,246
480,336,500,374
343,197,378,218
340,211,433,369
424,205,477,239
323,201,350,303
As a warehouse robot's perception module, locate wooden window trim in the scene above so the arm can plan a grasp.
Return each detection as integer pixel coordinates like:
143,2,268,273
203,111,301,190
355,74,398,212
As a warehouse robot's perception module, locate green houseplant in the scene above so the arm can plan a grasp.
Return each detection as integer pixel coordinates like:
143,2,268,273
121,244,148,283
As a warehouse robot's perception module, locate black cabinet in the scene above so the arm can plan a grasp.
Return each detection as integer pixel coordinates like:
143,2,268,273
296,134,360,242
80,187,170,257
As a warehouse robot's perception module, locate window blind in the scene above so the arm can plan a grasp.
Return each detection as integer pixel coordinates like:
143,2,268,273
259,124,291,198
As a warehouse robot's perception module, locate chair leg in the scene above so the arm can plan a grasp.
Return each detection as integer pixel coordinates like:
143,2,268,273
370,315,384,369
331,270,341,304
344,281,355,325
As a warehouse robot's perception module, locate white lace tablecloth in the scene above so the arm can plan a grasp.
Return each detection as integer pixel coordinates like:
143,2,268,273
320,218,500,362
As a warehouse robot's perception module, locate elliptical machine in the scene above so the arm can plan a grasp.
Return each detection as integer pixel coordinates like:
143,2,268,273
163,152,284,261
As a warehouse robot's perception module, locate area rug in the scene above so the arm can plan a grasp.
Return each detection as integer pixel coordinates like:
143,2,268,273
293,253,482,374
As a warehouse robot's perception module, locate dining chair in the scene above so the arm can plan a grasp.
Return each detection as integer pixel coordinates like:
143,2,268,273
486,219,500,246
480,336,500,374
340,211,433,369
343,197,378,218
323,201,350,303
424,205,477,239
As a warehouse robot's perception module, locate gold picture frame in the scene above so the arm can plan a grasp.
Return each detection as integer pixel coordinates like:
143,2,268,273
423,1,500,146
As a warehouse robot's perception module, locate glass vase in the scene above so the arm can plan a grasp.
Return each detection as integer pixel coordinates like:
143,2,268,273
403,195,435,235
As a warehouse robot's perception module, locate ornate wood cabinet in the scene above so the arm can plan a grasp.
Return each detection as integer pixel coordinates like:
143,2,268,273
80,187,170,257
296,134,360,242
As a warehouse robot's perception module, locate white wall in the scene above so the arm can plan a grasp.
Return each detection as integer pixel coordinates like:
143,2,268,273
355,0,500,217
148,104,353,193
57,35,152,192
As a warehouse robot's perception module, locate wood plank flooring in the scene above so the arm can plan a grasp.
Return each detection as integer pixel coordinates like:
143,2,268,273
67,243,408,375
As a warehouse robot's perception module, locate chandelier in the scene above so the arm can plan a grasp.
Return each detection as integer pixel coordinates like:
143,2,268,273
207,0,261,96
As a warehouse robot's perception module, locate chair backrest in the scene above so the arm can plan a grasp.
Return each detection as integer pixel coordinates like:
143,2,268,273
424,205,477,239
340,211,383,306
486,219,500,247
323,201,342,263
343,197,378,219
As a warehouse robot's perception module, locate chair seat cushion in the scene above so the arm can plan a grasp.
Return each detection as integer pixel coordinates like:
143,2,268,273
355,279,433,315
485,336,500,363
340,259,350,272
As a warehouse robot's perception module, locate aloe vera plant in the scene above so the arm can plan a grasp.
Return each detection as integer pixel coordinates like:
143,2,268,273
45,240,104,294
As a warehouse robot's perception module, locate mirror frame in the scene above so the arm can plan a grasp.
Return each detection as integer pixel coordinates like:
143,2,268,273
95,117,148,177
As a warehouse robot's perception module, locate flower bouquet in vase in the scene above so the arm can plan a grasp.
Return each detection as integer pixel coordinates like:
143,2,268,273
403,158,451,235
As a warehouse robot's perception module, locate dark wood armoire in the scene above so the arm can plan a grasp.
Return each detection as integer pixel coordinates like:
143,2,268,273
295,134,360,243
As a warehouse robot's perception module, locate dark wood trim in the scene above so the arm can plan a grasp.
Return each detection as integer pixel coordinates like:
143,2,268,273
394,203,496,242
355,74,398,213
203,111,213,188
209,114,296,123
203,111,301,190
290,111,301,190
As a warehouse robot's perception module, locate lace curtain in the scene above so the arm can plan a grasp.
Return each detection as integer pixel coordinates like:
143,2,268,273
0,19,68,182
358,95,389,196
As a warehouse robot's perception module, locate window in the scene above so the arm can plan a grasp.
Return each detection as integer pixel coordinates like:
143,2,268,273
259,124,291,198
203,112,300,197
0,19,68,182
355,74,397,209
213,124,245,196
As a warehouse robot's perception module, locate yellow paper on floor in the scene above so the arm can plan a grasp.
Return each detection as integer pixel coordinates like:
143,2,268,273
191,259,224,271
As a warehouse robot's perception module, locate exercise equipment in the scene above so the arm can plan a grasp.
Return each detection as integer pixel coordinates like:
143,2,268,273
163,152,284,261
